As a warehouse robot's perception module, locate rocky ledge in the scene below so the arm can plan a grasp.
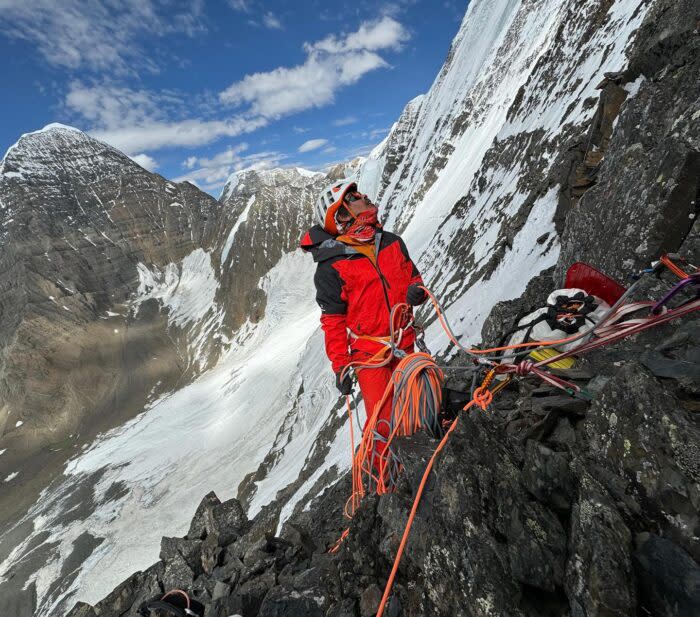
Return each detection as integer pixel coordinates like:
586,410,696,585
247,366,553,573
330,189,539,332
64,2,700,615
68,229,700,617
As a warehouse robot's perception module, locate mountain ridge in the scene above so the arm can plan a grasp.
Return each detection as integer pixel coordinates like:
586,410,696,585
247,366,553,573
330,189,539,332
0,0,698,615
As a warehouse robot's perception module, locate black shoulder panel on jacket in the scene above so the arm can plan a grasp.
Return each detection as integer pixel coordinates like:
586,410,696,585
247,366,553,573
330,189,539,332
379,230,400,251
314,261,347,314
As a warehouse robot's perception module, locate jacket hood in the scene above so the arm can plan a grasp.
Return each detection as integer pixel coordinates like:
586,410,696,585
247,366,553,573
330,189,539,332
300,224,360,263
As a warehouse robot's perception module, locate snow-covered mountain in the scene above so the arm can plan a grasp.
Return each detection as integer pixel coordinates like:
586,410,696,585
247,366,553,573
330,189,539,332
1,0,697,615
358,0,651,350
0,125,334,615
0,123,223,487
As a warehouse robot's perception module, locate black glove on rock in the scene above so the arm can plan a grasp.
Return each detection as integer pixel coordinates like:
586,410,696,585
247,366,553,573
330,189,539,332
406,284,427,306
336,372,353,395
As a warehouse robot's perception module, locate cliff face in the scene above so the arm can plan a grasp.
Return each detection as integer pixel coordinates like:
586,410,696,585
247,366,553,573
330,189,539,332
0,140,339,616
1,0,699,616
63,1,699,616
0,124,221,465
215,168,325,330
357,0,655,348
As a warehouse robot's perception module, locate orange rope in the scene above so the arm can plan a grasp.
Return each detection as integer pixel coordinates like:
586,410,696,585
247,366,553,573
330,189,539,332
660,254,691,279
422,287,596,355
349,352,443,506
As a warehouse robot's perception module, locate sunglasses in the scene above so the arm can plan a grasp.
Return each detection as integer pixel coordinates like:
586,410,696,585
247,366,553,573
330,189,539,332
344,192,368,203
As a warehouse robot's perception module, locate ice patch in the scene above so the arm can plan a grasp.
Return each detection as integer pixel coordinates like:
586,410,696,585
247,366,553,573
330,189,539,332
623,76,645,99
221,194,256,266
134,248,222,368
136,248,218,328
4,472,18,482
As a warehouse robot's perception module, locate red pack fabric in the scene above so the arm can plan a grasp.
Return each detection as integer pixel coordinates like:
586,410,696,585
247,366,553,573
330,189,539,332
565,262,627,306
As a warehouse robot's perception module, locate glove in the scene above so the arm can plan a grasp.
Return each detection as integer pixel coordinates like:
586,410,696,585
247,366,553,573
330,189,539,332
335,372,353,395
406,284,427,306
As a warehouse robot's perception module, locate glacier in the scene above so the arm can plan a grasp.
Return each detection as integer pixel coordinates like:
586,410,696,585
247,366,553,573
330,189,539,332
0,0,657,614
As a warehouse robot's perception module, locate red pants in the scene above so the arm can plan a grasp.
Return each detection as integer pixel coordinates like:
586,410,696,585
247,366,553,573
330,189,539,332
355,346,413,471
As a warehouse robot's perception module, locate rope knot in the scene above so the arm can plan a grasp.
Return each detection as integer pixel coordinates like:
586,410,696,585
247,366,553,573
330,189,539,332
515,360,535,376
471,386,493,410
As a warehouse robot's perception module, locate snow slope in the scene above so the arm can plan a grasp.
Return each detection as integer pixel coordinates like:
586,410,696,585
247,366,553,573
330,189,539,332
360,0,649,350
0,251,344,614
0,1,653,614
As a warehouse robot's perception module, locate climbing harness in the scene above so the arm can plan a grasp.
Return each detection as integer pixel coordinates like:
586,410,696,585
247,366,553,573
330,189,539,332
326,254,700,617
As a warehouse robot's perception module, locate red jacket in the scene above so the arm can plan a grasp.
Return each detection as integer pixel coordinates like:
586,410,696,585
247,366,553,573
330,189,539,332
300,225,424,373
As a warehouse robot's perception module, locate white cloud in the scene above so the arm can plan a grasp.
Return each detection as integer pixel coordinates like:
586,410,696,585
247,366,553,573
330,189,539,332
174,144,285,193
298,139,328,153
304,15,409,55
219,17,409,118
228,1,282,29
227,0,251,11
333,115,358,126
0,0,205,73
183,143,250,169
262,12,283,30
130,153,159,171
57,16,407,160
323,146,338,153
64,81,267,154
93,117,267,154
65,81,166,128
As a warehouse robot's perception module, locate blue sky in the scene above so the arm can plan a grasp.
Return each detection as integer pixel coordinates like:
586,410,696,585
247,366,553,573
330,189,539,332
0,0,465,195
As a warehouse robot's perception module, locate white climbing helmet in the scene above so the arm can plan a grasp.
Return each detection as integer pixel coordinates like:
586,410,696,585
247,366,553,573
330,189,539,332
315,179,357,234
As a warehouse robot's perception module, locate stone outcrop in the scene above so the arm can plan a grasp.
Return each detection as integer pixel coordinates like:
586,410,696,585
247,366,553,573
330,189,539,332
70,2,700,615
557,0,700,281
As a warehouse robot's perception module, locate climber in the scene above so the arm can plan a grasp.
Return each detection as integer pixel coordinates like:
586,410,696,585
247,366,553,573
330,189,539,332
300,180,427,477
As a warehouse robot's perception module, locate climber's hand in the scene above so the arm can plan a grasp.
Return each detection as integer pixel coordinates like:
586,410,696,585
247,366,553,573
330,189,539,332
335,372,353,396
406,284,427,306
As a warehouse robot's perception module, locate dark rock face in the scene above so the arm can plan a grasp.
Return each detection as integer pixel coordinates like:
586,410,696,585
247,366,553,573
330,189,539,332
557,0,700,281
216,168,325,331
0,126,221,512
634,533,700,617
188,491,223,540
566,471,636,617
583,362,700,562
